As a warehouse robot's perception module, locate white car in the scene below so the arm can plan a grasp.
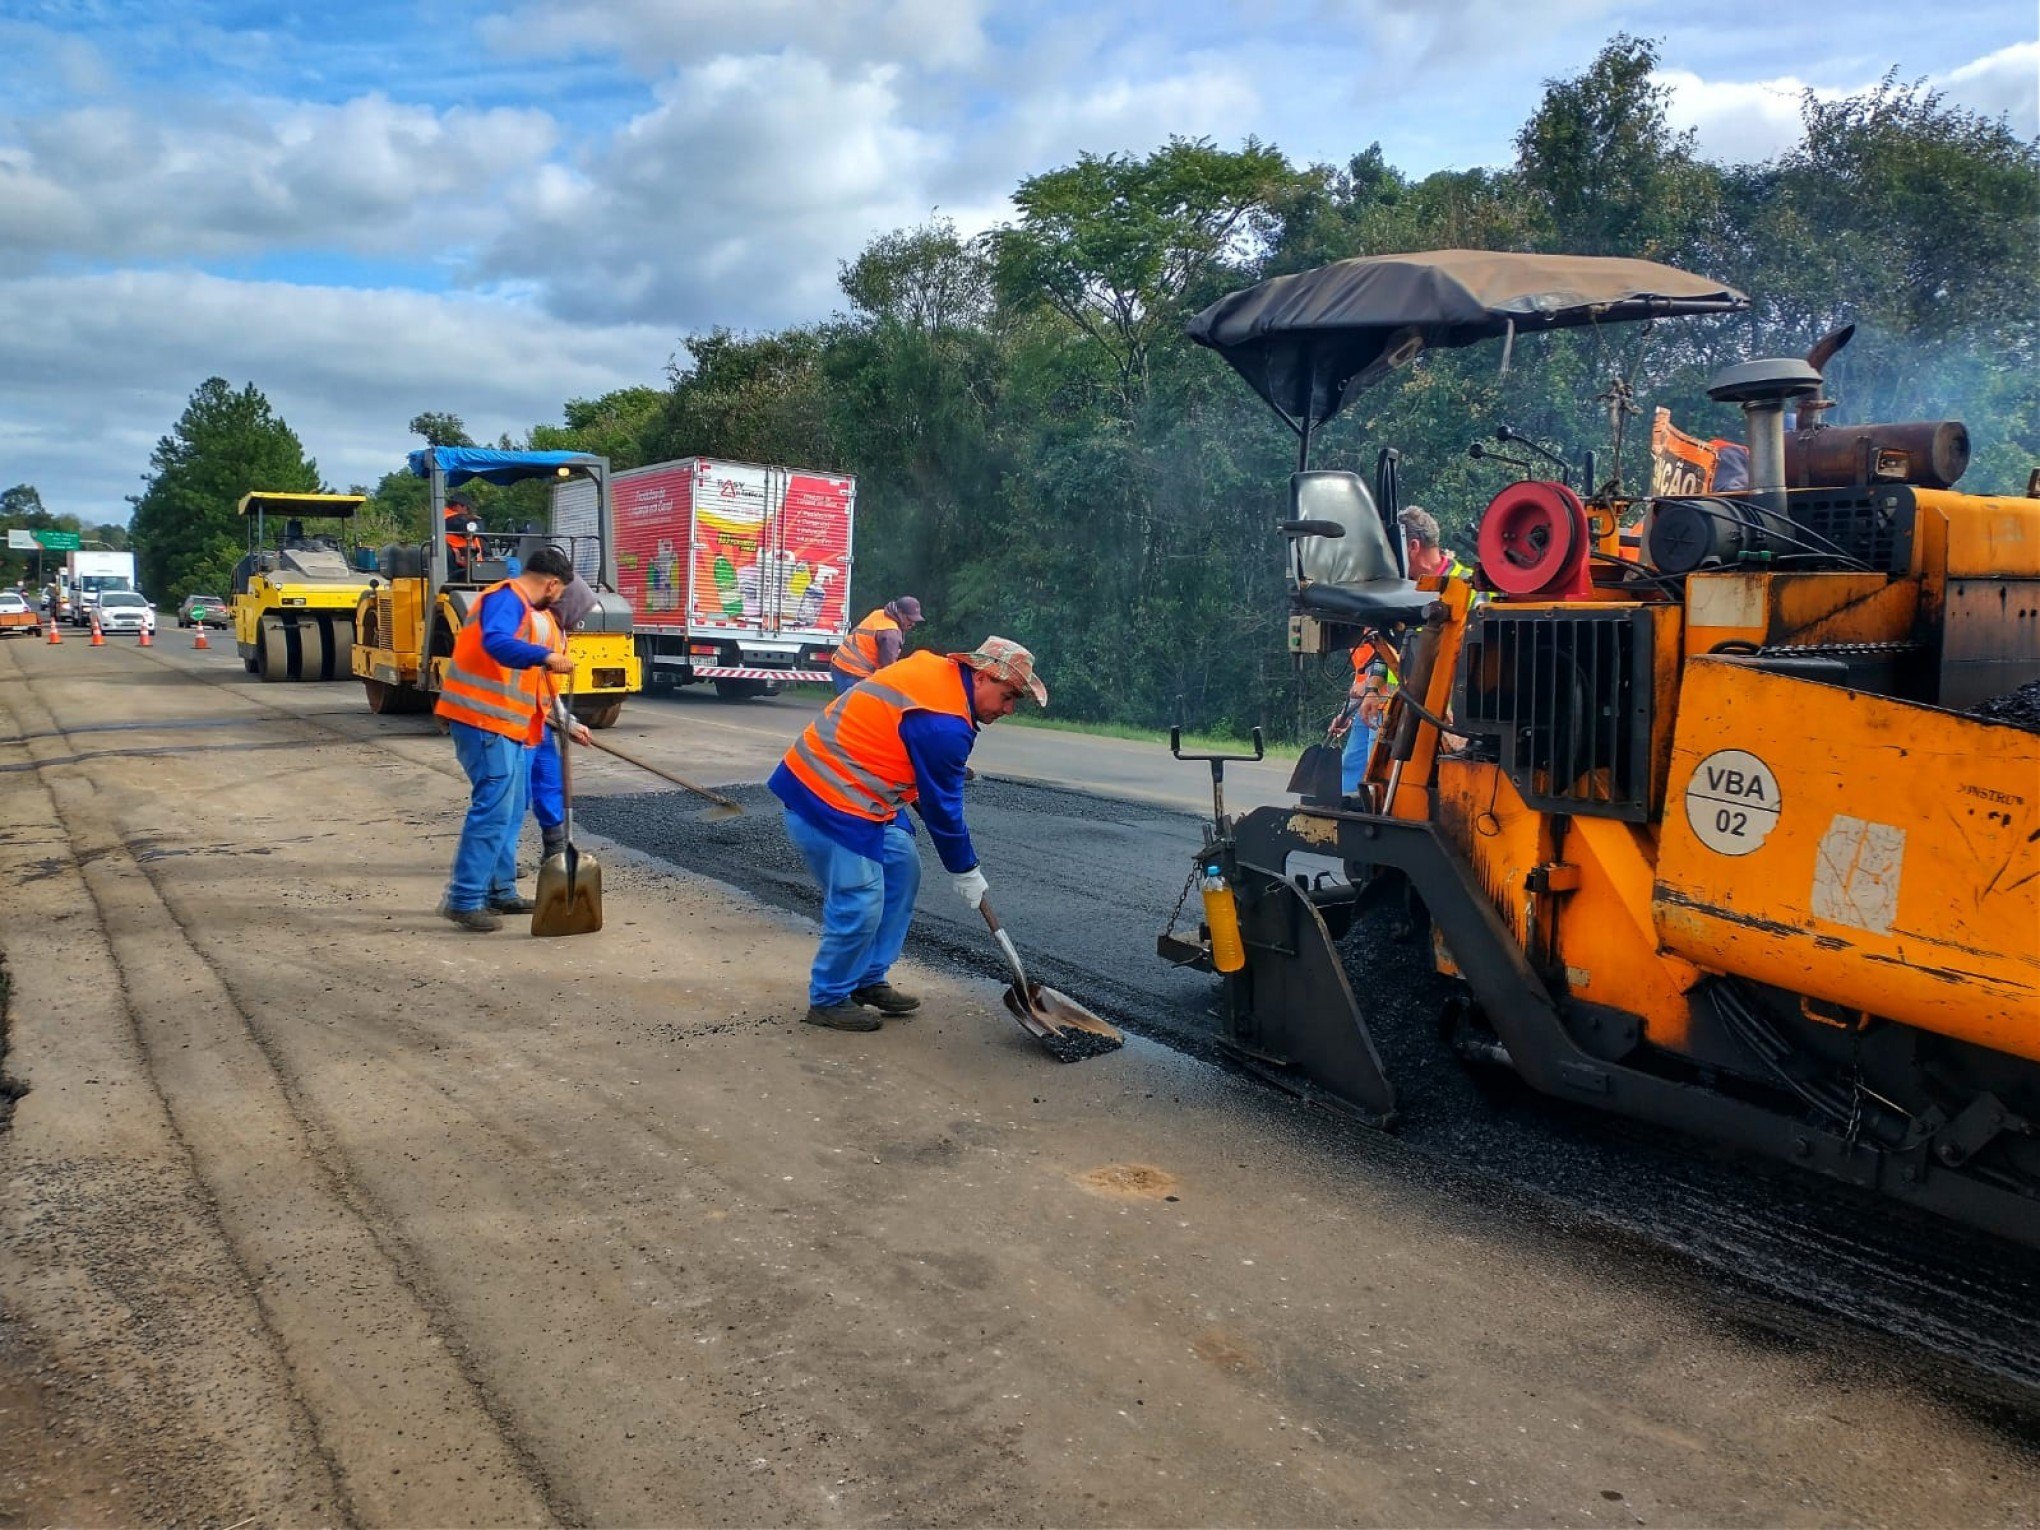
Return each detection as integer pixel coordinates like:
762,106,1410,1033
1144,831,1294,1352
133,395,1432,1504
94,590,157,636
0,589,37,637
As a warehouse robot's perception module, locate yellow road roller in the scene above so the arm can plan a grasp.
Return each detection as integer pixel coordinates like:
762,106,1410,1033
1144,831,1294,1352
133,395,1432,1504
231,491,374,681
350,447,640,725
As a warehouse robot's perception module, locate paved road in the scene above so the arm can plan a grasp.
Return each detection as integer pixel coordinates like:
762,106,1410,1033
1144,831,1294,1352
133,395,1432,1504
3,635,2035,1526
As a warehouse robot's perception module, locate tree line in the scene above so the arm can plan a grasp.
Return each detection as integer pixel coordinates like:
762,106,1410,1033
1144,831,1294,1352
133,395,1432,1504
115,36,2039,738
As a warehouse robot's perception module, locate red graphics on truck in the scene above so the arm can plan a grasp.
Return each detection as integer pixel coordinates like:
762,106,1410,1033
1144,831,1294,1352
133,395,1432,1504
608,458,854,637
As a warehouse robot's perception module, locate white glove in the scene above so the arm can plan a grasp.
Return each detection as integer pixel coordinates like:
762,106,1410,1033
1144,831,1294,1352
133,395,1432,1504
952,866,989,910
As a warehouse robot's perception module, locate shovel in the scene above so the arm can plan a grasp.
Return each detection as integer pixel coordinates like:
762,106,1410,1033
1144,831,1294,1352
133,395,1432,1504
581,733,745,822
978,898,1124,1063
532,686,603,937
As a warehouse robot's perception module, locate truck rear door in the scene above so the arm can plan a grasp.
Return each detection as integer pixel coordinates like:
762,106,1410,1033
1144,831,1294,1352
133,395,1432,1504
764,469,856,641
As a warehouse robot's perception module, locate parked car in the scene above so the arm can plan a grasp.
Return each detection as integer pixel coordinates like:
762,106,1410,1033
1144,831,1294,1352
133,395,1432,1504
178,593,231,628
0,589,38,636
94,590,157,636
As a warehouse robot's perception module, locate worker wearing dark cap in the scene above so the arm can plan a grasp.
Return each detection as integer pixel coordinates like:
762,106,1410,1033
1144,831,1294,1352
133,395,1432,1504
444,494,483,580
830,596,923,695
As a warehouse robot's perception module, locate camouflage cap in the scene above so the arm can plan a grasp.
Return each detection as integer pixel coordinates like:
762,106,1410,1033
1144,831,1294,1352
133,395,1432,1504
952,636,1047,708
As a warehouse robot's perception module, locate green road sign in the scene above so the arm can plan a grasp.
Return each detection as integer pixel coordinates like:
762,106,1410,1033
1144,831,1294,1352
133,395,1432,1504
34,530,81,551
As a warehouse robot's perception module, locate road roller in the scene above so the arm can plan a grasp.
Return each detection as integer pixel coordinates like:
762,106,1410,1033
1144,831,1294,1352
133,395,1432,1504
1161,249,2040,1248
349,446,640,726
231,491,374,682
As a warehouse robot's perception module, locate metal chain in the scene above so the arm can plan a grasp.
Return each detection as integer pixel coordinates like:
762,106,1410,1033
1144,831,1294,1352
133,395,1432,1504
1163,861,1201,939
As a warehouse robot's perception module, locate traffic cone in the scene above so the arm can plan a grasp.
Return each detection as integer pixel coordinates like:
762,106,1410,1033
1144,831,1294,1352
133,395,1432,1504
193,622,209,651
139,623,152,647
46,615,61,644
90,611,104,646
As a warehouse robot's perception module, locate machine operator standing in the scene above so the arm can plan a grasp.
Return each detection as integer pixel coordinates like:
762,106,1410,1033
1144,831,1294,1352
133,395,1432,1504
771,638,1047,1031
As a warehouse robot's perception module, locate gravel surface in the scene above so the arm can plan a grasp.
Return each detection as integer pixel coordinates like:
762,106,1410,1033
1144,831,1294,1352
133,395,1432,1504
581,774,2040,1415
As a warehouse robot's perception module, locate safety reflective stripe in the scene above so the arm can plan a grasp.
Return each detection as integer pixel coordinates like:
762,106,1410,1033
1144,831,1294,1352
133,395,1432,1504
790,730,904,814
793,679,922,811
434,581,556,742
831,610,895,677
782,652,970,821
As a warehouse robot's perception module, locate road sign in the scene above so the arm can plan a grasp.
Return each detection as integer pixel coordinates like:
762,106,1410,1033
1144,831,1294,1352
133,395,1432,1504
6,529,36,550
34,530,80,551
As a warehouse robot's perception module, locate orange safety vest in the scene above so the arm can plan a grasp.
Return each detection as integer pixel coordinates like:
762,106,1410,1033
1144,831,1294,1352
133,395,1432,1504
434,581,561,744
831,608,900,680
783,650,973,822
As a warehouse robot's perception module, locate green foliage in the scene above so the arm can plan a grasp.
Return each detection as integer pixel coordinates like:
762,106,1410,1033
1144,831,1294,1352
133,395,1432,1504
993,137,1298,404
408,411,474,448
128,379,321,605
529,387,666,469
166,34,2007,746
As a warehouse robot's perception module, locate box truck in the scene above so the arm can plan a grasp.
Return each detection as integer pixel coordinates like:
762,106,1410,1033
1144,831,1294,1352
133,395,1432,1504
554,456,855,698
66,550,138,625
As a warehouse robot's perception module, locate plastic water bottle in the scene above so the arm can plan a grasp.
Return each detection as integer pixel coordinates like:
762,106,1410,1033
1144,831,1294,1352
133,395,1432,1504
1200,863,1245,974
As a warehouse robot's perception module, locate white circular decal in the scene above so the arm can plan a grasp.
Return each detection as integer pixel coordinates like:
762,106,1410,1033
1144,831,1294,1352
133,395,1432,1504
1684,748,1782,856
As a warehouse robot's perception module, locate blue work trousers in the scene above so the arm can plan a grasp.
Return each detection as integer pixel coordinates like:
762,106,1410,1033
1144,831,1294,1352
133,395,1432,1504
782,809,921,1007
447,721,530,910
830,667,859,696
1341,723,1376,796
528,733,565,831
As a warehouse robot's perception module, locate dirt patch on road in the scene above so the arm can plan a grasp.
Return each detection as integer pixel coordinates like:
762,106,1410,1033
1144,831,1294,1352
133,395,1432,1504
1075,1162,1179,1200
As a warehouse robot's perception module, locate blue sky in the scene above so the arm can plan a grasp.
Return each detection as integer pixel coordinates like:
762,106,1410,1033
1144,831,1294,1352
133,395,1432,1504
1,0,2033,522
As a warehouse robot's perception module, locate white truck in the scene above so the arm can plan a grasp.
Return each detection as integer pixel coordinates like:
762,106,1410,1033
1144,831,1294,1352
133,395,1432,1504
553,456,856,699
65,550,138,625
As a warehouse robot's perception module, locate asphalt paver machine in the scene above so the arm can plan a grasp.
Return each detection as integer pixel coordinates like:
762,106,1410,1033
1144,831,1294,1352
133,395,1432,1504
350,447,640,725
1162,249,2040,1247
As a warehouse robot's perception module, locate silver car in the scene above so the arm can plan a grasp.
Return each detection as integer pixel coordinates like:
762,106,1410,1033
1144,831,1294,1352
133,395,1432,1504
94,590,157,636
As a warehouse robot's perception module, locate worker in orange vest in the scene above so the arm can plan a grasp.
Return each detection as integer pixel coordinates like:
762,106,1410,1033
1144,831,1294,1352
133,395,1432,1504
434,545,579,932
444,494,484,581
772,636,1046,1030
829,596,923,694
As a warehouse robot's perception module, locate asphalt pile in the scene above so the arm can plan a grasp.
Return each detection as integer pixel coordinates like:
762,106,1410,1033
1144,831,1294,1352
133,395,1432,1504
1972,678,2040,733
580,773,2040,1409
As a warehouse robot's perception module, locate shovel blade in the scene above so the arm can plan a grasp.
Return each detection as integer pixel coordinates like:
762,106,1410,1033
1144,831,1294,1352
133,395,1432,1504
531,845,604,936
1001,981,1125,1063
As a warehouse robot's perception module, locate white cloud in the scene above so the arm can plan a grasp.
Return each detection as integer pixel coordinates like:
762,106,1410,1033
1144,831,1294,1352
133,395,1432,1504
1658,69,1823,165
478,55,940,328
1660,38,2040,168
479,0,989,73
0,94,557,272
1940,40,2039,132
0,270,672,517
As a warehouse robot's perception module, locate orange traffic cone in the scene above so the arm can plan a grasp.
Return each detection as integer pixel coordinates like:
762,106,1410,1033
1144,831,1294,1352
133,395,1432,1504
46,615,61,644
90,611,105,646
193,622,209,651
139,623,153,647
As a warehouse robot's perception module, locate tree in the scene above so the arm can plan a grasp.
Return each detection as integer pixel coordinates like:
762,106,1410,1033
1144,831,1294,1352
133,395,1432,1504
840,218,994,334
128,379,321,604
528,387,666,469
409,411,474,448
993,137,1297,405
1514,35,1716,263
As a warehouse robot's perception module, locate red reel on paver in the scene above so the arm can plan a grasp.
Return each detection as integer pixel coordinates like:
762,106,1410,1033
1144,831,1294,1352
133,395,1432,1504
1476,480,1594,599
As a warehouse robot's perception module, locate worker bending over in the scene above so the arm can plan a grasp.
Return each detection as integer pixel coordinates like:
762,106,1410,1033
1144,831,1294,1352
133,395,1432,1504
830,596,923,695
772,637,1047,1030
435,545,578,932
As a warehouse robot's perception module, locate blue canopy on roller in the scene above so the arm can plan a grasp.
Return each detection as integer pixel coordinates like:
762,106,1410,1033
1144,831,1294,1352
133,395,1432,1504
408,447,604,486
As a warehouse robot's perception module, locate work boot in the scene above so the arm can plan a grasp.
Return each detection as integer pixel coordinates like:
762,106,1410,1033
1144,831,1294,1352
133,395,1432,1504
541,825,567,860
851,982,920,1015
803,1000,881,1032
437,901,503,933
488,891,537,914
